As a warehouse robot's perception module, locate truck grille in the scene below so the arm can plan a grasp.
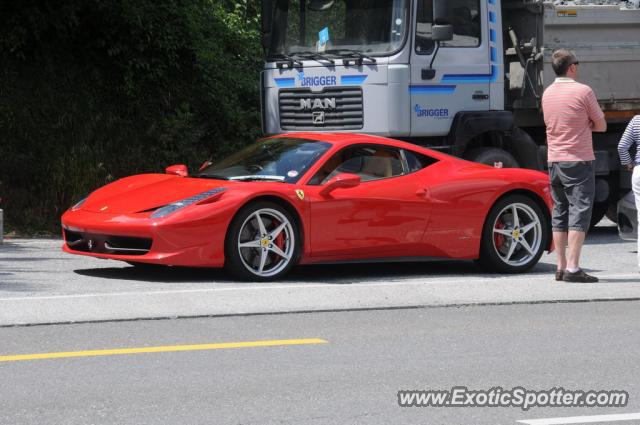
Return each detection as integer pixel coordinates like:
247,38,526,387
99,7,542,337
279,87,363,130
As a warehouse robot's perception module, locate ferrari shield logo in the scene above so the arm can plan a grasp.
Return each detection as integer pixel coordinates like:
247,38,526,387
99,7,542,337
295,190,305,200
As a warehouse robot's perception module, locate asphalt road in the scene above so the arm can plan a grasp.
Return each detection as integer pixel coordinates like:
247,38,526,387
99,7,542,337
1,301,639,425
1,221,640,326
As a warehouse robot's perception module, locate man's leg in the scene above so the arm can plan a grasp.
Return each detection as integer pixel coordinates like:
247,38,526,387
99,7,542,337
553,231,568,272
562,161,597,282
549,162,569,276
566,230,586,270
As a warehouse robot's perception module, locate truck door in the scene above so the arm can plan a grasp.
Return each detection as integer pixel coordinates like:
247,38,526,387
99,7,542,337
410,0,492,137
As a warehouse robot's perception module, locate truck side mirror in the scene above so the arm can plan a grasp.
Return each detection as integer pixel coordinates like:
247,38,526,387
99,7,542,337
261,0,273,55
422,25,453,80
431,24,453,42
308,0,335,11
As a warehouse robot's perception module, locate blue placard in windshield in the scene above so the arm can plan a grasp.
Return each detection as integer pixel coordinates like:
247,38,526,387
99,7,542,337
318,27,329,48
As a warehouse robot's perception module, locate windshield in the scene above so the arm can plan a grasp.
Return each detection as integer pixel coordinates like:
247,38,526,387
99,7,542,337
199,138,331,183
267,0,409,59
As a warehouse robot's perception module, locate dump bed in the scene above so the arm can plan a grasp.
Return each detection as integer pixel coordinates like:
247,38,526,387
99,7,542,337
542,1,640,113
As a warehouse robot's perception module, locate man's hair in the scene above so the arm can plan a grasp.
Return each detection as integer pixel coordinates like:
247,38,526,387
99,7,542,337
551,49,578,76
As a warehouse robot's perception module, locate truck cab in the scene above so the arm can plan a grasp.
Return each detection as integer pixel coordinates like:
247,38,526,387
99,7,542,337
262,0,505,138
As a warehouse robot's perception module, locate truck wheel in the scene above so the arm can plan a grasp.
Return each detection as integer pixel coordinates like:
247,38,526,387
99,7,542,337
465,147,519,168
605,204,618,224
590,202,608,229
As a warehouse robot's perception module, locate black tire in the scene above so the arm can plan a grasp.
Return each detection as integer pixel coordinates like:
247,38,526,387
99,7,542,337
605,203,618,224
465,147,519,168
479,194,550,273
224,201,300,281
590,202,608,229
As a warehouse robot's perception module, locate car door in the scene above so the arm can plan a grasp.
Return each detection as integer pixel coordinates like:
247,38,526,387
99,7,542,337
304,144,432,260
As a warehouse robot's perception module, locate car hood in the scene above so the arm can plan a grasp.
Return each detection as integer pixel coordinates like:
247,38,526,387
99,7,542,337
82,174,230,214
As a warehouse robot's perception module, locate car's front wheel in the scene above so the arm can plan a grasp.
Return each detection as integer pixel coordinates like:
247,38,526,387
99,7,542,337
479,194,549,273
225,201,300,281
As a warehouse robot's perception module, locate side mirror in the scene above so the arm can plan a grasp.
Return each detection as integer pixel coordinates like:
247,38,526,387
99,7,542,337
320,173,361,196
422,24,453,80
431,24,453,42
199,160,212,172
261,0,273,54
166,164,188,177
308,0,335,11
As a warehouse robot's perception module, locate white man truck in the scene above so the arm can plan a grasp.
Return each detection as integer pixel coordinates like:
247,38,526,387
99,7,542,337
260,0,640,227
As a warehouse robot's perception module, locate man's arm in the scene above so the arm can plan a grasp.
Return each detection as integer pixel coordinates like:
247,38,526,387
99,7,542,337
586,88,607,132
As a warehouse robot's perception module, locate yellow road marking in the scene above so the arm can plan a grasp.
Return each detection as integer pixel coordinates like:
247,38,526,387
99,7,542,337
0,338,329,363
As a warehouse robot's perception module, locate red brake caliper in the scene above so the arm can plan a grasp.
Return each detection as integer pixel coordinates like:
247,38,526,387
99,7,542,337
275,220,286,254
494,220,505,250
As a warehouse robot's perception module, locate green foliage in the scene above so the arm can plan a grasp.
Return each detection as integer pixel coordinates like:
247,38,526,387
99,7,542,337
0,0,263,234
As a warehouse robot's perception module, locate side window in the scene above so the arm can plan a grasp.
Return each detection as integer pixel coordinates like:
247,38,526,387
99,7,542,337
415,0,435,55
309,145,404,185
441,0,481,48
415,0,481,54
403,149,439,172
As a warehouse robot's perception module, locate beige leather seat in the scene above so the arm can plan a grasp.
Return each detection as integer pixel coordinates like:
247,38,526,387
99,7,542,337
360,156,393,179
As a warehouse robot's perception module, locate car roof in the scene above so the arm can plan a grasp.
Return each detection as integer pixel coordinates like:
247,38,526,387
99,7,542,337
268,132,453,161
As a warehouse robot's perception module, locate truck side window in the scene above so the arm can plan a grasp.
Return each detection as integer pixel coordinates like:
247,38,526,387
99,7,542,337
415,0,435,55
441,0,481,48
415,0,481,54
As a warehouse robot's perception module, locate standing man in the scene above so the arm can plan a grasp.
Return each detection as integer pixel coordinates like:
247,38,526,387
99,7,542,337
542,49,607,283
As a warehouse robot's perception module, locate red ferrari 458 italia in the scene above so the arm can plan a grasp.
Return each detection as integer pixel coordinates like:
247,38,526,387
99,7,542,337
62,133,552,280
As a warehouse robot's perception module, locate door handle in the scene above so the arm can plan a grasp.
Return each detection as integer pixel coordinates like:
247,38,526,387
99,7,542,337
416,188,429,198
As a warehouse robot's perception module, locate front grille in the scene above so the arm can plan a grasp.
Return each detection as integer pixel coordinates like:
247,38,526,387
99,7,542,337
64,229,152,256
279,87,363,130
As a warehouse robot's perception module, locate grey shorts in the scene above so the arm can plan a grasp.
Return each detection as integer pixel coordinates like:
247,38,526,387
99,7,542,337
548,161,595,232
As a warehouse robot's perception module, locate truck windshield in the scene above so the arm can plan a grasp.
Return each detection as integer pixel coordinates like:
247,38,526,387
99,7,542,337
267,0,409,59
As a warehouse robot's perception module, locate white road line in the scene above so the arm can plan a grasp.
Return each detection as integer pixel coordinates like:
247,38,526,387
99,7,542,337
517,412,640,425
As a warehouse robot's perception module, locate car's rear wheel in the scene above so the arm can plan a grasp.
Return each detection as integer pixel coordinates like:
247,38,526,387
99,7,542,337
225,202,300,281
479,194,549,273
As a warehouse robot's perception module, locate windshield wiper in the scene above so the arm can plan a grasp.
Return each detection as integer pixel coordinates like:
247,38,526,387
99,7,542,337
325,49,377,66
270,53,303,69
195,174,229,180
229,175,285,182
291,51,335,66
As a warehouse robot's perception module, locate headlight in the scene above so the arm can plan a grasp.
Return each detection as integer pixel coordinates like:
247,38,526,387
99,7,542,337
150,187,226,219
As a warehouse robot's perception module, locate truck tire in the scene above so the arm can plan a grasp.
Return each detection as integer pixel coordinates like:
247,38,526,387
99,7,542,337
605,204,618,224
465,147,519,168
590,202,607,229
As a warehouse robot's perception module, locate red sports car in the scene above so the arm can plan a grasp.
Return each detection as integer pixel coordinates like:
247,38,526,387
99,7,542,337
62,133,552,280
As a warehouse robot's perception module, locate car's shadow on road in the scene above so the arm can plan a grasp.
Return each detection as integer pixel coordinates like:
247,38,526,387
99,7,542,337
74,266,233,283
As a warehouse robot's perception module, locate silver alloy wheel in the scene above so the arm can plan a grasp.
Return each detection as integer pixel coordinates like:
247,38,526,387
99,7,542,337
237,208,295,278
491,202,542,267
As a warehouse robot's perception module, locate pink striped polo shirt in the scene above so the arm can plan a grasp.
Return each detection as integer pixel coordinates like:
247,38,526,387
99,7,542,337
542,77,605,162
